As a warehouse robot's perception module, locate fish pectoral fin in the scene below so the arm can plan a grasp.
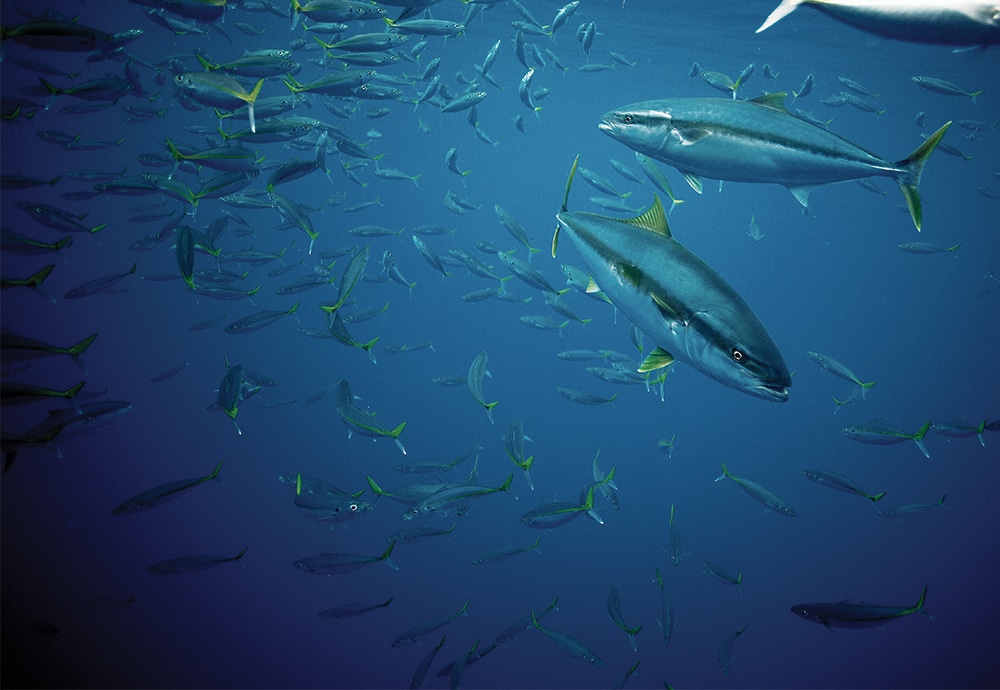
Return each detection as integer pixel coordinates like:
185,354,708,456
675,127,712,146
787,184,819,208
649,291,685,324
680,171,703,194
637,347,675,373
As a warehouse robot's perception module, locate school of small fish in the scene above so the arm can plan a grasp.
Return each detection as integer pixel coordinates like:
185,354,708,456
2,0,998,687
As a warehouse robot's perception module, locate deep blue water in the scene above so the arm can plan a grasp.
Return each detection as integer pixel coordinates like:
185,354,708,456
2,1,999,688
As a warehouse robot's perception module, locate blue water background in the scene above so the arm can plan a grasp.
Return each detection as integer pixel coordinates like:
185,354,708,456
2,0,999,688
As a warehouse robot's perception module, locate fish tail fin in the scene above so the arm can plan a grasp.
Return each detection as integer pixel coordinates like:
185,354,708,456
366,475,387,498
914,585,928,615
911,420,932,458
244,80,264,134
937,494,949,510
715,463,731,482
553,154,581,258
69,333,99,358
234,546,249,561
970,90,983,105
239,71,265,104
164,137,185,162
859,380,877,400
389,421,407,439
756,0,802,33
459,599,470,616
207,459,224,481
20,263,55,289
379,541,398,571
497,473,514,493
895,121,951,231
869,490,886,503
484,401,498,424
64,381,86,413
195,53,217,71
290,0,302,30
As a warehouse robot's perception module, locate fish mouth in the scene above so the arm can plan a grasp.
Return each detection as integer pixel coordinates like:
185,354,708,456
597,119,613,134
755,383,790,402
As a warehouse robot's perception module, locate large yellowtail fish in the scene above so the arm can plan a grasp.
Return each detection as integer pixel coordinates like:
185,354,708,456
553,157,791,402
599,94,950,230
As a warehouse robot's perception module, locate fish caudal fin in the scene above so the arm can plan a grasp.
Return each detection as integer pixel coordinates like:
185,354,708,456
912,586,928,616
912,420,932,459
380,542,398,570
859,380,877,400
756,0,803,33
895,121,951,231
553,154,580,258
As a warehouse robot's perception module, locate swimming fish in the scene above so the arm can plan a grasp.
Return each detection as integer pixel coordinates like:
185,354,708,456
553,156,791,401
756,1,1000,46
791,586,928,629
598,95,949,230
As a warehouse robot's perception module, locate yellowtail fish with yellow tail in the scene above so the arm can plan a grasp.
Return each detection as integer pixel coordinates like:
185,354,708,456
791,586,928,629
598,95,950,230
293,542,396,575
553,156,791,401
467,350,498,423
114,459,223,515
716,463,797,516
173,72,264,133
841,419,932,458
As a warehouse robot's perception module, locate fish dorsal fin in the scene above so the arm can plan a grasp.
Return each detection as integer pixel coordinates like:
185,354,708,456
749,92,789,113
623,196,671,238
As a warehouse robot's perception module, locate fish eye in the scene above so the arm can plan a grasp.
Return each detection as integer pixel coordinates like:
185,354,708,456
622,115,633,124
732,348,744,362
349,503,358,512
